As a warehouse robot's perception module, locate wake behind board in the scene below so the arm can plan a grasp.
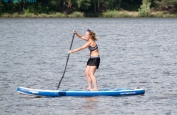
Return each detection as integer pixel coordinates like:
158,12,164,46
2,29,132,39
17,87,145,97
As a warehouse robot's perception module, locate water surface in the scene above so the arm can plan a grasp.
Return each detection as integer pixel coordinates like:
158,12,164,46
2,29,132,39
0,18,177,115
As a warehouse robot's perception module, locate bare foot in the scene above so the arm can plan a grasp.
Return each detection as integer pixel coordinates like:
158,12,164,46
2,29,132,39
85,87,91,90
90,88,98,91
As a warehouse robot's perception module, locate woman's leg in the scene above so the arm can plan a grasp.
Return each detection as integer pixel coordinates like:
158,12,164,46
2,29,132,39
89,66,98,91
85,66,92,89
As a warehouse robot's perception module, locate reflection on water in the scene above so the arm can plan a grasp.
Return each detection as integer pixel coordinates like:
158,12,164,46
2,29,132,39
0,18,177,115
81,97,98,115
85,97,98,102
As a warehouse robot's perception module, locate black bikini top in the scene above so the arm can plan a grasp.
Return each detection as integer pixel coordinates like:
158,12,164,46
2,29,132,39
88,44,98,51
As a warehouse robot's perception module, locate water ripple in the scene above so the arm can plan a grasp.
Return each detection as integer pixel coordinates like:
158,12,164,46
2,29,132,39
0,18,177,115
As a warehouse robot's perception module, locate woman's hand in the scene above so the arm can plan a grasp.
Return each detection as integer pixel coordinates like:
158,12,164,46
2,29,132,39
68,50,73,54
73,30,77,34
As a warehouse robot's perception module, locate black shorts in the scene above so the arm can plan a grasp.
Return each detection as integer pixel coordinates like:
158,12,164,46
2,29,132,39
87,57,100,69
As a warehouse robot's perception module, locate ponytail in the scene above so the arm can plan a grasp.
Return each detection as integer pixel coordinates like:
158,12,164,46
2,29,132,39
90,31,97,41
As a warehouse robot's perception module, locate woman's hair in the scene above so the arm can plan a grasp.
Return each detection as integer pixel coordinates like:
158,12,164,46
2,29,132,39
87,29,97,41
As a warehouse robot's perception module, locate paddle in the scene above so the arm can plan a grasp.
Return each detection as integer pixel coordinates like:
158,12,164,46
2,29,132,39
56,33,75,89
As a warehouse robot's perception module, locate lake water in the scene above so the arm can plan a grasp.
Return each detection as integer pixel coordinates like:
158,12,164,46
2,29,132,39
0,18,177,115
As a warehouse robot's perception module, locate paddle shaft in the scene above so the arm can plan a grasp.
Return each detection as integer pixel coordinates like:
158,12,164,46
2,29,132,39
56,33,75,89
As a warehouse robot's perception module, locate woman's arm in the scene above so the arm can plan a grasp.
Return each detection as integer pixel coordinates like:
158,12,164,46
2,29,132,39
68,41,90,54
74,30,88,41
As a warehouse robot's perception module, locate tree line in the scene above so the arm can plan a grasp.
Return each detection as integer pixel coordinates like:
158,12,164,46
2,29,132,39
0,0,177,15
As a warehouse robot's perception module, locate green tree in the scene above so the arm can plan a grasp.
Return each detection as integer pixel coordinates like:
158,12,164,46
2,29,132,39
0,0,3,15
153,0,177,13
77,0,91,10
138,0,151,17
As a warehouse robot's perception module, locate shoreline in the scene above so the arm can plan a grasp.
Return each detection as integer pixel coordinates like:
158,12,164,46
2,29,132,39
1,11,177,18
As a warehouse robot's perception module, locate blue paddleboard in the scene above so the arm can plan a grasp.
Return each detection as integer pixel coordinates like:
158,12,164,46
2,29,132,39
17,87,145,97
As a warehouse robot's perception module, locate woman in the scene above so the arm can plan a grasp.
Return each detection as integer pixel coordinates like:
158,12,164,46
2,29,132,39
68,29,100,91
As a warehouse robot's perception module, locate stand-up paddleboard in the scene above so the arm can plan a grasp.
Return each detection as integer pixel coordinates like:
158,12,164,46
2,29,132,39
17,87,145,97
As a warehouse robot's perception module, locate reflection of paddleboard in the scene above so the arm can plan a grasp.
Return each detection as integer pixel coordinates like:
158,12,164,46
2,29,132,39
17,87,145,97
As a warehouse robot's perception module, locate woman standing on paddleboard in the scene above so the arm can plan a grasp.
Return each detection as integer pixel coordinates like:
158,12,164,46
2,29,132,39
68,29,100,91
